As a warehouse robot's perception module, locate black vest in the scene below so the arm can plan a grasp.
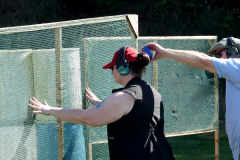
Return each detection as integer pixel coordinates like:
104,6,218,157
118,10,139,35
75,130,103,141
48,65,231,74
107,77,175,160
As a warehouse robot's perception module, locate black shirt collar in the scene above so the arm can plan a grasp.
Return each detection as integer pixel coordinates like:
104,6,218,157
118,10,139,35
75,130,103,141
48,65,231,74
112,76,141,93
125,76,141,87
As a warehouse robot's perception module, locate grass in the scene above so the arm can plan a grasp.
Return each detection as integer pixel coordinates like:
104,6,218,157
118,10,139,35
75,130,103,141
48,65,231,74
167,121,233,160
91,121,232,160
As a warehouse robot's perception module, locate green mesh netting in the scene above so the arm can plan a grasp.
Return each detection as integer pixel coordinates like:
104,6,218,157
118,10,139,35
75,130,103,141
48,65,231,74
83,37,135,160
0,14,219,159
0,15,137,160
138,37,218,135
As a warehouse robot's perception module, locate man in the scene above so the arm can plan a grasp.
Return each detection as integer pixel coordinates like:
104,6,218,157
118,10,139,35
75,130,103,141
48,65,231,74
143,37,240,160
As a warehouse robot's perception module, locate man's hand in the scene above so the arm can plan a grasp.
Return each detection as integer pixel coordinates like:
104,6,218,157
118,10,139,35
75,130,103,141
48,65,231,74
85,88,101,105
142,43,166,62
28,97,52,116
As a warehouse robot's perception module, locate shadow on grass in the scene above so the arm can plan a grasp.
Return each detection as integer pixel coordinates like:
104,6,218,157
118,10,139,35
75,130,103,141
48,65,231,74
167,121,233,160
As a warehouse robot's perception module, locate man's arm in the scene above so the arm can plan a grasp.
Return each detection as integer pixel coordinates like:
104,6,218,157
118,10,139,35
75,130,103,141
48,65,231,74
29,91,134,127
143,43,218,74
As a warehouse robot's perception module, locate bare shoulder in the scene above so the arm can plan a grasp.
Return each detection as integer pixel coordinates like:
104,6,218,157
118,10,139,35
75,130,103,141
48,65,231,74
109,91,135,107
109,91,135,114
111,91,134,101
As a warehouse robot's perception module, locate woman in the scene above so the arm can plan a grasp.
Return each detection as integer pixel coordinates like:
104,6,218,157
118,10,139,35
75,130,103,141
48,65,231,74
29,47,175,160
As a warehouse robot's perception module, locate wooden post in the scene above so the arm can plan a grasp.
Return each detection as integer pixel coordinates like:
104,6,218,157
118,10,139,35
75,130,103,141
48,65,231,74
153,40,158,90
215,130,219,160
211,35,219,160
55,27,65,160
83,40,90,109
83,39,91,160
214,73,219,160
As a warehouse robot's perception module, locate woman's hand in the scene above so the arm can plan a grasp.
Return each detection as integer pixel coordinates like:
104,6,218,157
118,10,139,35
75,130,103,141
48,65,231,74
142,43,166,62
85,87,101,105
28,97,52,116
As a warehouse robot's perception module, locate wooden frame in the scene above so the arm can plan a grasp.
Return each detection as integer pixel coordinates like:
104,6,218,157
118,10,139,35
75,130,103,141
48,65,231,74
139,36,219,160
0,14,220,160
55,27,65,160
0,14,137,35
89,140,108,160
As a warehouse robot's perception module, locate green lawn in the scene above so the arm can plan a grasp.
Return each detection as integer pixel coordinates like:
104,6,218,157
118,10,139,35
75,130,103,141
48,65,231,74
167,122,233,160
91,122,232,160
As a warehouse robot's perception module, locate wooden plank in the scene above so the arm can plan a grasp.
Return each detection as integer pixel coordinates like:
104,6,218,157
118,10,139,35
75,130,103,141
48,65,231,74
0,15,136,35
126,15,138,50
127,15,139,37
89,140,108,160
138,36,217,40
165,129,216,137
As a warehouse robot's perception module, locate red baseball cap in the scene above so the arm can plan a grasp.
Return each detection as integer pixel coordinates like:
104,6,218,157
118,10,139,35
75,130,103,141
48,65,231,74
216,48,224,53
102,47,139,69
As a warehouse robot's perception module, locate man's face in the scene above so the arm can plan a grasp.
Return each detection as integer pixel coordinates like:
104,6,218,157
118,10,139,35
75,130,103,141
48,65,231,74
219,50,228,59
215,49,228,59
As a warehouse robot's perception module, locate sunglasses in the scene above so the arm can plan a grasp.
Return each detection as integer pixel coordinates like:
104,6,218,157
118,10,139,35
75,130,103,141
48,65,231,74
215,48,228,58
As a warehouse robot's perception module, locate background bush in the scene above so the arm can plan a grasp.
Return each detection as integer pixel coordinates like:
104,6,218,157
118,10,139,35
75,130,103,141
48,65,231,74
1,0,239,40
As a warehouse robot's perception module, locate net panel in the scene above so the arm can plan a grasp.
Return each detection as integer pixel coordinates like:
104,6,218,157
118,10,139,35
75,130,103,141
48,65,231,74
138,37,218,135
83,37,135,160
0,15,137,160
0,49,36,160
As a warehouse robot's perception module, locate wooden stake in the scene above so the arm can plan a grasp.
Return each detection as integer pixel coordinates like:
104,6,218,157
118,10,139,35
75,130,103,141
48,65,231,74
213,37,219,160
153,40,158,90
215,130,219,160
55,27,65,160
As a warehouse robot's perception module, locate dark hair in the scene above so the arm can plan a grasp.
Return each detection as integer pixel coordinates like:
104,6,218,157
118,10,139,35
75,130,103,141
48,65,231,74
129,52,150,77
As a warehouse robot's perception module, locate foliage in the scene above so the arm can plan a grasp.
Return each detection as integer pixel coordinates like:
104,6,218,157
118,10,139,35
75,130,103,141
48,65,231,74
1,0,239,40
0,0,63,26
